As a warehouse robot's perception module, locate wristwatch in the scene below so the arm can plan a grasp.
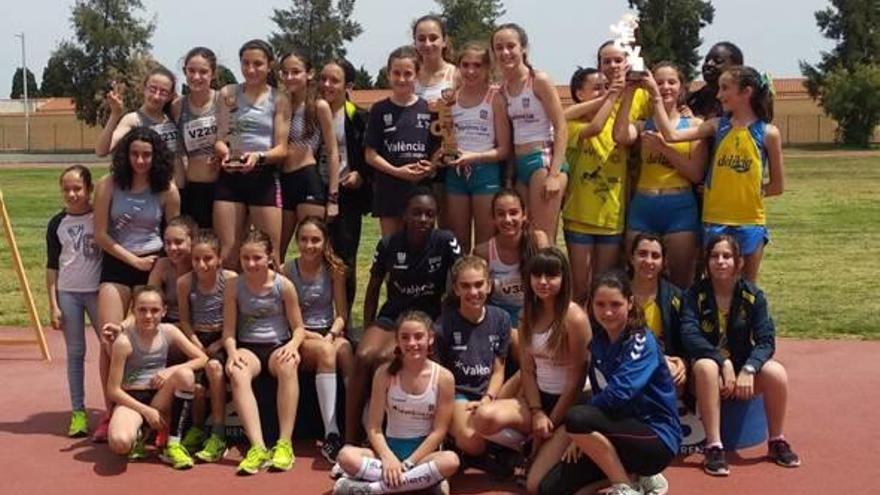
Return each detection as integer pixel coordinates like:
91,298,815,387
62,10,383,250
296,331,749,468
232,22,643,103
742,364,757,375
257,152,266,165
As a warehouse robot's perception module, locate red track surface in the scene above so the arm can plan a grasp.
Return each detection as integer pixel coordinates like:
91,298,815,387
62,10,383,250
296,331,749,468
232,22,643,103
1,327,876,494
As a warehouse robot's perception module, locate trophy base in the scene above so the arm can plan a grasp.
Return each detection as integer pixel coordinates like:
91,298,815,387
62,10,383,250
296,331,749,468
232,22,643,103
627,70,647,81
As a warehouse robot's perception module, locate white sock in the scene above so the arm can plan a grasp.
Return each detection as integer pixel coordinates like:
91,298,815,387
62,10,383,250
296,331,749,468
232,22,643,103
316,372,340,436
355,457,384,481
368,461,443,494
483,428,526,450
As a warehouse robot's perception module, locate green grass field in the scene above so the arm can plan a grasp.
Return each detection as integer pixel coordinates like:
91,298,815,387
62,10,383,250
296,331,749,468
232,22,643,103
1,151,878,339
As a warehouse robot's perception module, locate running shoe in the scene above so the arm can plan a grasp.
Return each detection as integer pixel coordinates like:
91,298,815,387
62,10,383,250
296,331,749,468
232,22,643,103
639,473,669,495
607,483,644,495
194,433,227,463
768,439,801,468
91,411,111,443
703,445,730,476
68,410,89,437
269,439,295,471
181,427,207,454
128,431,148,461
237,445,271,475
329,462,346,480
333,477,372,495
320,433,344,464
160,441,194,470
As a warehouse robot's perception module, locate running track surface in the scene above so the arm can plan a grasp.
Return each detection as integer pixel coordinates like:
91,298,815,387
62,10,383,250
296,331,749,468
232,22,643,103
1,328,876,494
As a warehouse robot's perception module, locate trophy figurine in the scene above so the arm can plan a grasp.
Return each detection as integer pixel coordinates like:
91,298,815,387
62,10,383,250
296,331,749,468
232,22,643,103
610,13,646,80
429,88,460,163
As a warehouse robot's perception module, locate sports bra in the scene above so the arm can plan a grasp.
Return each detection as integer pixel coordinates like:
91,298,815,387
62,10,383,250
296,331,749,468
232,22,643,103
288,102,322,150
385,362,439,439
504,77,553,145
452,88,496,154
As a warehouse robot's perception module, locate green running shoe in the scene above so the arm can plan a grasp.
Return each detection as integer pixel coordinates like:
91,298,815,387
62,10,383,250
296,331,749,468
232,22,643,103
194,433,228,463
269,439,295,472
160,441,194,470
128,431,148,461
68,410,89,438
237,445,271,475
180,427,207,454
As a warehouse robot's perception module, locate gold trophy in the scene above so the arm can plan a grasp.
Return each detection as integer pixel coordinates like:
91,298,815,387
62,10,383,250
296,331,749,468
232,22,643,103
429,88,460,163
610,13,647,81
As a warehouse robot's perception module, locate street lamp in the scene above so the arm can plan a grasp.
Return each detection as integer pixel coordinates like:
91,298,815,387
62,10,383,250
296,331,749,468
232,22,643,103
14,32,30,152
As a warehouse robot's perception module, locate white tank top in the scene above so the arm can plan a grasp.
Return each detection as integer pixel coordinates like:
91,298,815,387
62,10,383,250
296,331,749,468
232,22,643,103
385,361,439,439
531,329,568,395
488,237,523,309
504,77,553,145
452,88,496,154
415,65,456,103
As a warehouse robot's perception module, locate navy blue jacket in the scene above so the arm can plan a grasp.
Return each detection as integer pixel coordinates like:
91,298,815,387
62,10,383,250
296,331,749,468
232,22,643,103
680,277,776,373
654,277,684,358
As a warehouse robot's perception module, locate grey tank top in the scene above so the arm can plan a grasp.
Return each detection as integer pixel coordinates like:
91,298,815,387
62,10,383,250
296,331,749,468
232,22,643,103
236,274,290,344
162,266,180,322
109,187,163,255
288,103,322,150
229,84,276,154
287,259,333,331
122,324,171,389
137,110,180,154
178,92,218,157
189,271,225,333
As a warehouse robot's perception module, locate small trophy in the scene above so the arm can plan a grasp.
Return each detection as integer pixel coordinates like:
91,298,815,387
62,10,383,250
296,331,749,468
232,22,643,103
429,88,460,163
610,13,646,80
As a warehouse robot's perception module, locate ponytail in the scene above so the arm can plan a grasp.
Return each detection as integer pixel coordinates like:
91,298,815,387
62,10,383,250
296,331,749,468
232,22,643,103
725,65,774,123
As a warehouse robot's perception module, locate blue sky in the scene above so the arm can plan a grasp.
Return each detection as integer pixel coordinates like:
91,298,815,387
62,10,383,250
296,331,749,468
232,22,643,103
1,0,833,95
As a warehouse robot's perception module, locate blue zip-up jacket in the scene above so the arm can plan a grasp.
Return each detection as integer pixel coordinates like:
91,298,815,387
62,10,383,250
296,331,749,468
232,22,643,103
654,277,684,358
589,327,682,455
680,277,775,373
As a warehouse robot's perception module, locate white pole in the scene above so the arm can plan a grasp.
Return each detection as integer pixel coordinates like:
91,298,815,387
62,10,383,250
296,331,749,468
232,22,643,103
15,32,30,152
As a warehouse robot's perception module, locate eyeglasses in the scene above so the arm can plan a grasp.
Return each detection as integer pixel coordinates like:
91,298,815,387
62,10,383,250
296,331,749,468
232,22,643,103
146,85,171,97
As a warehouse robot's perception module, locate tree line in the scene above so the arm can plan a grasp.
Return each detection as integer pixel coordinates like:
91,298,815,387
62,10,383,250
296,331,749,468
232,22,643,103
9,0,880,147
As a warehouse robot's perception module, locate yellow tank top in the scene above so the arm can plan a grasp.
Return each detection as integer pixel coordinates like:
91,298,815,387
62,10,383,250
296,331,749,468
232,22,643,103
703,117,767,225
643,299,663,343
638,118,693,189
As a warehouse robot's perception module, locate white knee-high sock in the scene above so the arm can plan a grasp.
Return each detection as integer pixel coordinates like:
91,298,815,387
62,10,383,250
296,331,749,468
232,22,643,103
367,461,443,493
355,457,384,481
316,373,340,436
483,427,526,450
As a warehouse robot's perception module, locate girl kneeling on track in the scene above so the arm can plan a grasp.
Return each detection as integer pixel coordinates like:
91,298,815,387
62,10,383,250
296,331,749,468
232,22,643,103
106,286,207,469
681,235,800,477
222,229,306,475
333,311,459,494
282,216,353,462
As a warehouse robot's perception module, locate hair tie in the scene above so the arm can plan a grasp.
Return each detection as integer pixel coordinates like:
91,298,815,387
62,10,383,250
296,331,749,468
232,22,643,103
760,72,775,97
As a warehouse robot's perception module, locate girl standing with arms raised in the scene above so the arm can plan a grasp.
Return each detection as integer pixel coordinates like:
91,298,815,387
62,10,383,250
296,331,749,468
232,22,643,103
278,50,340,259
222,229,306,475
652,66,784,281
445,42,511,254
214,40,291,269
492,23,568,240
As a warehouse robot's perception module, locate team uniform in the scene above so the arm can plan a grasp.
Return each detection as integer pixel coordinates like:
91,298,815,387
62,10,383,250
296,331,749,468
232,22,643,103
159,265,181,323
538,329,681,495
703,116,771,256
415,65,456,103
187,271,227,364
445,88,503,196
486,238,525,326
135,110,181,157
234,274,291,371
641,278,685,358
120,323,175,405
280,103,326,210
369,229,461,328
46,210,102,412
365,97,437,217
434,305,511,401
214,84,280,208
384,361,442,459
503,77,557,184
286,259,334,335
100,186,164,287
177,92,219,228
627,118,700,235
529,329,572,413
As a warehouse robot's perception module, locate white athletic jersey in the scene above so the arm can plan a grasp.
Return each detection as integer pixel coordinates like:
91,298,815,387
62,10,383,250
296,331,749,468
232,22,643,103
452,88,496,154
385,361,439,439
504,77,553,145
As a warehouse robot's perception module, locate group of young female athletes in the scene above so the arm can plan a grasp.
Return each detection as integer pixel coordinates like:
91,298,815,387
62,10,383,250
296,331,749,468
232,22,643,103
44,14,800,494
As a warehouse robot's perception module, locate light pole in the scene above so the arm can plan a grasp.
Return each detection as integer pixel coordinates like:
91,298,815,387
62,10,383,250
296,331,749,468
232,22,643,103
14,32,30,152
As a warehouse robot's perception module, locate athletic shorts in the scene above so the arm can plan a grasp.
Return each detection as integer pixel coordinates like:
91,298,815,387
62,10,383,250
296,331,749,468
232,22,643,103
540,390,561,414
238,341,288,372
627,190,700,235
280,165,326,211
372,316,397,332
445,163,502,196
126,389,158,406
214,167,280,207
515,148,569,185
455,390,482,402
564,230,622,246
387,436,427,461
182,181,215,229
196,331,227,365
703,224,769,257
100,250,160,287
372,173,427,218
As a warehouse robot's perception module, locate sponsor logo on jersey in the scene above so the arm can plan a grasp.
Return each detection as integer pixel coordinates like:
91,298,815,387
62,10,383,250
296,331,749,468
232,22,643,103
428,255,442,272
384,113,393,126
455,360,491,377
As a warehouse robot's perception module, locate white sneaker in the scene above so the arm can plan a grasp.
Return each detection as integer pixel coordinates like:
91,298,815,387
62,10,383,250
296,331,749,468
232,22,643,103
639,473,669,495
333,477,372,495
607,483,644,495
329,462,346,480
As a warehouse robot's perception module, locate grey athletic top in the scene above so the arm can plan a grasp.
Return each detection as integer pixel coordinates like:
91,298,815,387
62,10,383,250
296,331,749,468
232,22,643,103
178,92,218,157
288,103,322,150
162,265,180,322
122,324,171,390
189,271,226,333
229,84,276,154
236,274,290,344
287,259,333,332
136,110,180,154
109,187,163,255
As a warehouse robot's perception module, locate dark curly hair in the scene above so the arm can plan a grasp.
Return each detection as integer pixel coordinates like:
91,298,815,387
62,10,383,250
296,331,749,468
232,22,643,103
111,126,174,193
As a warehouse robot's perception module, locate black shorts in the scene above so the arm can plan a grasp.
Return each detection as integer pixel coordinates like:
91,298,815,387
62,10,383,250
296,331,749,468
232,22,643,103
372,315,397,332
127,389,158,405
371,173,429,218
280,165,326,211
214,167,280,207
100,251,158,287
182,180,215,228
239,341,287,372
540,390,561,413
196,331,227,365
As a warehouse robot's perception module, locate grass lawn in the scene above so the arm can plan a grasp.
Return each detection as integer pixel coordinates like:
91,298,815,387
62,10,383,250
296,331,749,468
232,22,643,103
1,151,877,339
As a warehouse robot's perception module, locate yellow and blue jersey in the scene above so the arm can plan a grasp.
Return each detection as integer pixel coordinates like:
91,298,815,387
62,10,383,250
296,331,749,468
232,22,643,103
703,115,768,226
638,118,693,190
